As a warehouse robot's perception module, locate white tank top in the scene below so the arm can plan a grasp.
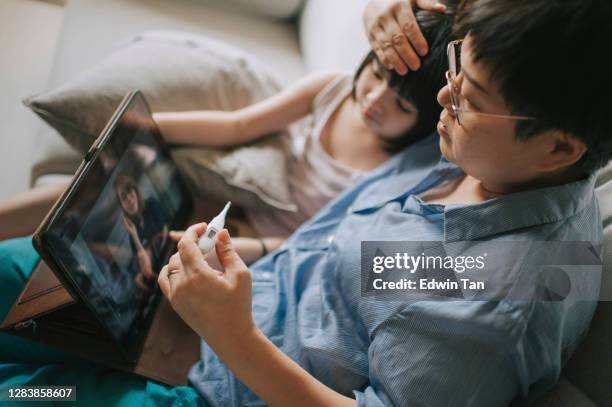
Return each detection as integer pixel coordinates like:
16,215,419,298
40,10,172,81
246,73,364,236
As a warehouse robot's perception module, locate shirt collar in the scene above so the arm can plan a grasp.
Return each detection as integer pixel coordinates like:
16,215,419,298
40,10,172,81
351,136,448,213
444,173,598,241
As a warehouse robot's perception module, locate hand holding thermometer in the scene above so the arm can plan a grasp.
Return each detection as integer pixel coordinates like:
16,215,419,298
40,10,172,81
198,201,231,253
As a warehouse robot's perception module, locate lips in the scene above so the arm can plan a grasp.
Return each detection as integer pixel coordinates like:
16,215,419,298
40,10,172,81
437,120,449,139
437,110,453,139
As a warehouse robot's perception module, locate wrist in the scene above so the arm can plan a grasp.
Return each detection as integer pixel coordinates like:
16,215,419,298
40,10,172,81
257,237,268,257
205,321,261,363
364,0,384,27
129,230,139,241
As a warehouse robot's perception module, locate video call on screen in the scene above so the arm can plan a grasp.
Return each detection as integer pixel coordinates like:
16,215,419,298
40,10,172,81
46,97,186,348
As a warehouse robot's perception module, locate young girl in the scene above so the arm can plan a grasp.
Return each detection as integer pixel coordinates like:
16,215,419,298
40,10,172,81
157,7,452,265
0,7,452,270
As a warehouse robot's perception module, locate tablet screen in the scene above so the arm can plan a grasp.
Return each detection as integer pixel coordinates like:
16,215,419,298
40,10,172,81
41,91,192,362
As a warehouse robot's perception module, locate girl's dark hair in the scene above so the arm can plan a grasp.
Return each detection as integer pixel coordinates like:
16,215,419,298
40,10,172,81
353,2,456,153
115,173,144,220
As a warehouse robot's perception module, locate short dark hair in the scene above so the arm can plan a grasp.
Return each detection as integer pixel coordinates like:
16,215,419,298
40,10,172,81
353,2,456,153
454,0,612,174
115,173,144,218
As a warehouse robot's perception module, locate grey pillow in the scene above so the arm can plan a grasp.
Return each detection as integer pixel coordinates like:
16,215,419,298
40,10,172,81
23,31,296,212
172,134,297,211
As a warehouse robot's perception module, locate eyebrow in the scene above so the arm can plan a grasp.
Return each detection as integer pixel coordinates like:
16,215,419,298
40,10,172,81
463,69,489,95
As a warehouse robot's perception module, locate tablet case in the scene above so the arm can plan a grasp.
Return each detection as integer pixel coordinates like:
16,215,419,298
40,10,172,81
0,260,200,387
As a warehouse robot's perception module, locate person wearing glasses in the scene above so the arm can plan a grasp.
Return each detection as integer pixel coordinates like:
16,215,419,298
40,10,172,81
157,0,611,406
0,0,610,406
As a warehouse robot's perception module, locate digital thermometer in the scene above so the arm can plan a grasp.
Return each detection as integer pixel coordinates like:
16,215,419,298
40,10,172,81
198,201,231,253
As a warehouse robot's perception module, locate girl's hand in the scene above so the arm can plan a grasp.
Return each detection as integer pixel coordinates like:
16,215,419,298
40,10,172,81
134,270,155,302
363,0,446,75
122,213,139,240
169,229,185,241
158,223,256,348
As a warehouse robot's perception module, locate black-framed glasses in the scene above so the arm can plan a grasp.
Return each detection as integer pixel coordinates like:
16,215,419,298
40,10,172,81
446,39,537,127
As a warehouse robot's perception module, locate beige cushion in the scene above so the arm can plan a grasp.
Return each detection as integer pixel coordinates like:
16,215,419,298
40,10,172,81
223,0,305,19
171,135,297,211
24,31,296,211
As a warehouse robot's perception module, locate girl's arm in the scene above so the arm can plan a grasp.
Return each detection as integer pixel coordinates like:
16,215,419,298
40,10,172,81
153,71,342,146
169,231,286,267
213,236,285,265
0,182,69,240
221,237,287,267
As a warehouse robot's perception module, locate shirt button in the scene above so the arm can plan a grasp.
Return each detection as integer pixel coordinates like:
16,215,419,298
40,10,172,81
327,235,335,244
346,205,353,214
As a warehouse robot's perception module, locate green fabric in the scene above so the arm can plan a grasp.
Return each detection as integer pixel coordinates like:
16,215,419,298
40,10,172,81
0,364,204,406
0,237,41,317
0,237,80,364
0,238,203,406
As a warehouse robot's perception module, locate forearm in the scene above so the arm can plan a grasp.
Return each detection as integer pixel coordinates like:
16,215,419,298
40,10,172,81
0,182,67,240
127,232,151,269
261,236,285,253
136,246,150,267
153,110,242,146
212,327,355,407
233,236,286,265
153,72,340,148
160,225,352,406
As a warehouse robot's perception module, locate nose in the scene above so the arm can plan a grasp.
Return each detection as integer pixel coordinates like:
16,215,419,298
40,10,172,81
437,83,450,108
437,84,455,119
365,82,391,113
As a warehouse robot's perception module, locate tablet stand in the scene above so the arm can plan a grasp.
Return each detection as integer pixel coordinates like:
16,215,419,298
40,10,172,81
1,260,200,386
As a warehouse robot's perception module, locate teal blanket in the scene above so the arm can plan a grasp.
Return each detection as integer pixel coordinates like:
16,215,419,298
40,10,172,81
0,237,204,406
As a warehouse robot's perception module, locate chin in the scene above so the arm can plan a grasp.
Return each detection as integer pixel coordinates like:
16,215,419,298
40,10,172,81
439,138,455,164
370,125,392,140
375,131,396,141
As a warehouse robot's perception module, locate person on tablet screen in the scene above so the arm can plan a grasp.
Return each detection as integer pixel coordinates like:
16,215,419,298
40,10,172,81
115,173,168,299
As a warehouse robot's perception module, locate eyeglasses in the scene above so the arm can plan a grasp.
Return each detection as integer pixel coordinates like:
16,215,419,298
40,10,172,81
446,39,536,127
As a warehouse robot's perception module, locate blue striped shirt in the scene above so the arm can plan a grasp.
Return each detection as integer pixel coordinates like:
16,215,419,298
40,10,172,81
189,134,602,406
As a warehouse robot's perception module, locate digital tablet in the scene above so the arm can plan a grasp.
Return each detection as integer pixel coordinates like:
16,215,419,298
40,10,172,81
33,90,193,364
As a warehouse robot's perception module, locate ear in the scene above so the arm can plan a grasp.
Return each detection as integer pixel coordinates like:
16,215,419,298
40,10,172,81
536,131,587,172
